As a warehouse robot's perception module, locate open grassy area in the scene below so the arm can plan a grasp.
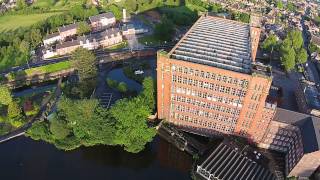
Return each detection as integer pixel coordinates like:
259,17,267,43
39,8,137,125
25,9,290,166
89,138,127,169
6,61,71,81
32,0,82,11
0,12,61,32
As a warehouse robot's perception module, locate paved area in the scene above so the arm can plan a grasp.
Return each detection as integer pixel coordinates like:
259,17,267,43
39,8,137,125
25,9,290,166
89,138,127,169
272,65,300,111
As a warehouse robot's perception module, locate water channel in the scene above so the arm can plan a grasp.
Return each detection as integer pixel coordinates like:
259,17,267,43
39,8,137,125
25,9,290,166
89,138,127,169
0,136,192,180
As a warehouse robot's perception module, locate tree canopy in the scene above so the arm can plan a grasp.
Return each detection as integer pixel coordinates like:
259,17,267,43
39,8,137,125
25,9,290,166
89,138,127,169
154,16,175,41
0,85,12,106
27,77,157,153
262,34,278,52
71,48,97,81
279,30,308,71
77,22,91,36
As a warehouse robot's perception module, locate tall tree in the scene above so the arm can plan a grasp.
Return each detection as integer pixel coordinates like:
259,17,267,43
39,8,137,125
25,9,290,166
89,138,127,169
262,34,278,52
296,48,308,64
70,48,97,81
141,77,155,111
77,22,91,35
110,97,156,153
0,85,12,106
281,48,296,72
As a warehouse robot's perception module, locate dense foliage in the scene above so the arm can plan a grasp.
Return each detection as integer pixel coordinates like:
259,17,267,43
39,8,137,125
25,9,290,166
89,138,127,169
27,77,156,153
261,34,279,52
0,4,99,72
280,30,308,71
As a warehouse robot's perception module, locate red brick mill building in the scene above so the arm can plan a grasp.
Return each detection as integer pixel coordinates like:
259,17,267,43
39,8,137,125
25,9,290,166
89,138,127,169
157,14,320,179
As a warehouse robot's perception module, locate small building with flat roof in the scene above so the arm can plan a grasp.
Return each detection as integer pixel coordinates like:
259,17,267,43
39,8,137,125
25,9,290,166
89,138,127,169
295,79,320,117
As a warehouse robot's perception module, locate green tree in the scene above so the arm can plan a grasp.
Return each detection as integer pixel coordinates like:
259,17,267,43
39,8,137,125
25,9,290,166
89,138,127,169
16,0,27,10
0,85,12,106
77,22,91,35
50,117,71,140
262,34,278,52
7,101,25,128
154,16,175,41
70,47,97,81
117,82,128,93
276,0,283,9
19,40,30,55
309,42,319,53
141,77,155,111
110,97,156,153
29,29,42,48
281,48,296,72
106,78,118,88
296,48,308,64
287,2,296,12
288,30,304,51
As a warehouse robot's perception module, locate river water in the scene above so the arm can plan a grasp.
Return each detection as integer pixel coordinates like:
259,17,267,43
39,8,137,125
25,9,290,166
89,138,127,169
0,136,192,180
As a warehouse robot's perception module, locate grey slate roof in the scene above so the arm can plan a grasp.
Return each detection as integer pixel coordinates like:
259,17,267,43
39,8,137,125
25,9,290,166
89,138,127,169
56,39,80,49
273,108,320,153
169,15,253,74
44,32,60,40
58,23,79,33
89,12,115,23
197,142,277,180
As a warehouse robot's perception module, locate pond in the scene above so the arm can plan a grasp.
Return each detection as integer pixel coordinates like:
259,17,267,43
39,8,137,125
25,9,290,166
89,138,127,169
107,68,142,92
0,136,192,180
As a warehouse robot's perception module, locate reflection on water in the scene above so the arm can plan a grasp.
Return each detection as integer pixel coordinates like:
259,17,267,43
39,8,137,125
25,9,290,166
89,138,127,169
107,68,142,92
0,136,192,180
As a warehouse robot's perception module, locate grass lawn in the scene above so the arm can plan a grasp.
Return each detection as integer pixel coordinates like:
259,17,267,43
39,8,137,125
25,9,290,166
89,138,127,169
105,41,128,50
6,61,71,81
32,0,83,11
0,12,61,32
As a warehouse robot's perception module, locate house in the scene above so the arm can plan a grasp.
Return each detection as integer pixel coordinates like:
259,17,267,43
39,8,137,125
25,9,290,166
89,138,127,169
43,32,61,46
43,29,123,59
98,28,123,47
89,12,116,31
58,23,79,40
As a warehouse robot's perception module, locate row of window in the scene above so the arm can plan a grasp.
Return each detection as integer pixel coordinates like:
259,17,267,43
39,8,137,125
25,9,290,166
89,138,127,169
172,75,247,97
171,112,235,133
172,95,241,117
173,86,243,107
171,65,249,88
173,103,238,124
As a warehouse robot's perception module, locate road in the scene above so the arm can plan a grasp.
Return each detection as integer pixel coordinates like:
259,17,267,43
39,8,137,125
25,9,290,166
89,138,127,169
301,4,320,84
0,45,173,77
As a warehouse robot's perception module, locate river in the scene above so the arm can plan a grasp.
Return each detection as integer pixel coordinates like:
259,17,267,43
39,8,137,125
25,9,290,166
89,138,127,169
0,136,192,180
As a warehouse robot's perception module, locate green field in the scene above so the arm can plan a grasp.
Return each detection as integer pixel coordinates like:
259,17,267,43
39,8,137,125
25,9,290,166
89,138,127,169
0,12,61,32
6,61,72,81
32,0,83,10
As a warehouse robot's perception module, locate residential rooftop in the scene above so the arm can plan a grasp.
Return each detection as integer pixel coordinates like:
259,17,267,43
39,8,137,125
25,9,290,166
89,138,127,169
300,80,320,110
169,15,253,74
89,12,115,23
273,108,320,154
58,23,79,33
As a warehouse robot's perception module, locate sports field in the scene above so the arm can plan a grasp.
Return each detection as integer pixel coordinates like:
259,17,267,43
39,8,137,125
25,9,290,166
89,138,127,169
0,12,61,32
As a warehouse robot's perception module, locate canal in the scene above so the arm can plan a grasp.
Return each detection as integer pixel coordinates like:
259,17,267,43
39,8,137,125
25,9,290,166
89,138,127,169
0,136,193,180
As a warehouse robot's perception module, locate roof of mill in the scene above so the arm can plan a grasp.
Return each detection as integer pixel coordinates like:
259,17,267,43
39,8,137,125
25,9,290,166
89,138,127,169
273,108,320,153
169,15,253,74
